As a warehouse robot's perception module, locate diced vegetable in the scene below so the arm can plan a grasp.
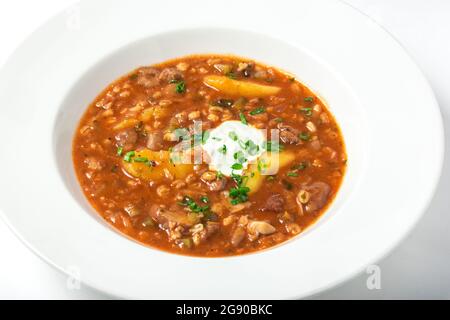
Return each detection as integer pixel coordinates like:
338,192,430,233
160,210,199,227
245,151,295,194
203,75,281,97
113,118,139,131
122,149,193,181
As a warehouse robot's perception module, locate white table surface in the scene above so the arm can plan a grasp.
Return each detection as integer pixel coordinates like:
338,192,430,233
0,0,449,299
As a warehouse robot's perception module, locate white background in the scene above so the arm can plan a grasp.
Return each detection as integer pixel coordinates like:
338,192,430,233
0,0,449,299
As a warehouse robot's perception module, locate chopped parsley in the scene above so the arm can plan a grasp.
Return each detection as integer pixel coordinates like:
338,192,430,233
200,196,209,204
193,130,210,145
229,172,250,205
228,131,238,141
273,117,283,123
175,81,186,94
233,150,246,164
229,186,250,205
231,163,243,170
300,107,313,117
292,162,309,170
117,146,124,156
245,140,260,156
202,130,210,143
123,151,135,162
249,107,265,115
239,112,248,125
133,156,149,163
219,144,227,154
231,172,247,186
178,196,209,214
265,141,284,152
304,97,314,102
287,172,299,177
299,132,310,141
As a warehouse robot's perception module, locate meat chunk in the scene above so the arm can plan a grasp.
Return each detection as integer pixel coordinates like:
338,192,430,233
247,221,276,241
192,222,220,245
115,129,137,151
206,178,227,192
136,67,160,88
203,222,220,240
302,181,331,213
146,131,164,151
231,226,246,247
261,194,285,212
278,123,300,145
237,62,254,77
124,203,142,217
149,204,199,227
158,67,183,83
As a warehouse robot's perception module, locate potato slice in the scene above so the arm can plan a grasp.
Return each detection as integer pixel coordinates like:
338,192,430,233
203,75,281,97
113,118,139,131
122,149,193,181
246,151,295,194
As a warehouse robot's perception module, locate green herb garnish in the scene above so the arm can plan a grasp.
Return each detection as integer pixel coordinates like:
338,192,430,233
299,132,310,141
233,151,246,164
179,196,209,214
292,162,308,170
239,112,248,125
228,131,238,141
300,107,313,117
200,196,209,204
304,97,314,102
229,186,250,205
175,81,186,94
273,117,283,123
245,140,260,156
133,156,149,163
265,141,284,152
231,163,243,170
117,146,124,156
219,144,227,154
287,172,298,177
202,130,210,143
193,130,210,145
249,107,265,115
123,151,135,162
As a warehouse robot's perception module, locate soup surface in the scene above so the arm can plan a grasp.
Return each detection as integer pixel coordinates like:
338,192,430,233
73,55,346,256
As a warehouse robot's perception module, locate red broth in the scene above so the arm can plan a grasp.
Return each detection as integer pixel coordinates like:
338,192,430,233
73,55,346,256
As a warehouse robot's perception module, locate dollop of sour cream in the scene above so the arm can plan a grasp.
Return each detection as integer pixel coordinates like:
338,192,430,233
202,120,265,176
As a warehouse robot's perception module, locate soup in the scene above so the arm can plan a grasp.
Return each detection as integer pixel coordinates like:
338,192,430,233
73,55,346,256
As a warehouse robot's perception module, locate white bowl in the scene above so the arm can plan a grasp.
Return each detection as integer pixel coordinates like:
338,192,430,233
0,0,443,299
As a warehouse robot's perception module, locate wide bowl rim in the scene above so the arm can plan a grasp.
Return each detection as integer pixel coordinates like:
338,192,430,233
0,0,444,299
